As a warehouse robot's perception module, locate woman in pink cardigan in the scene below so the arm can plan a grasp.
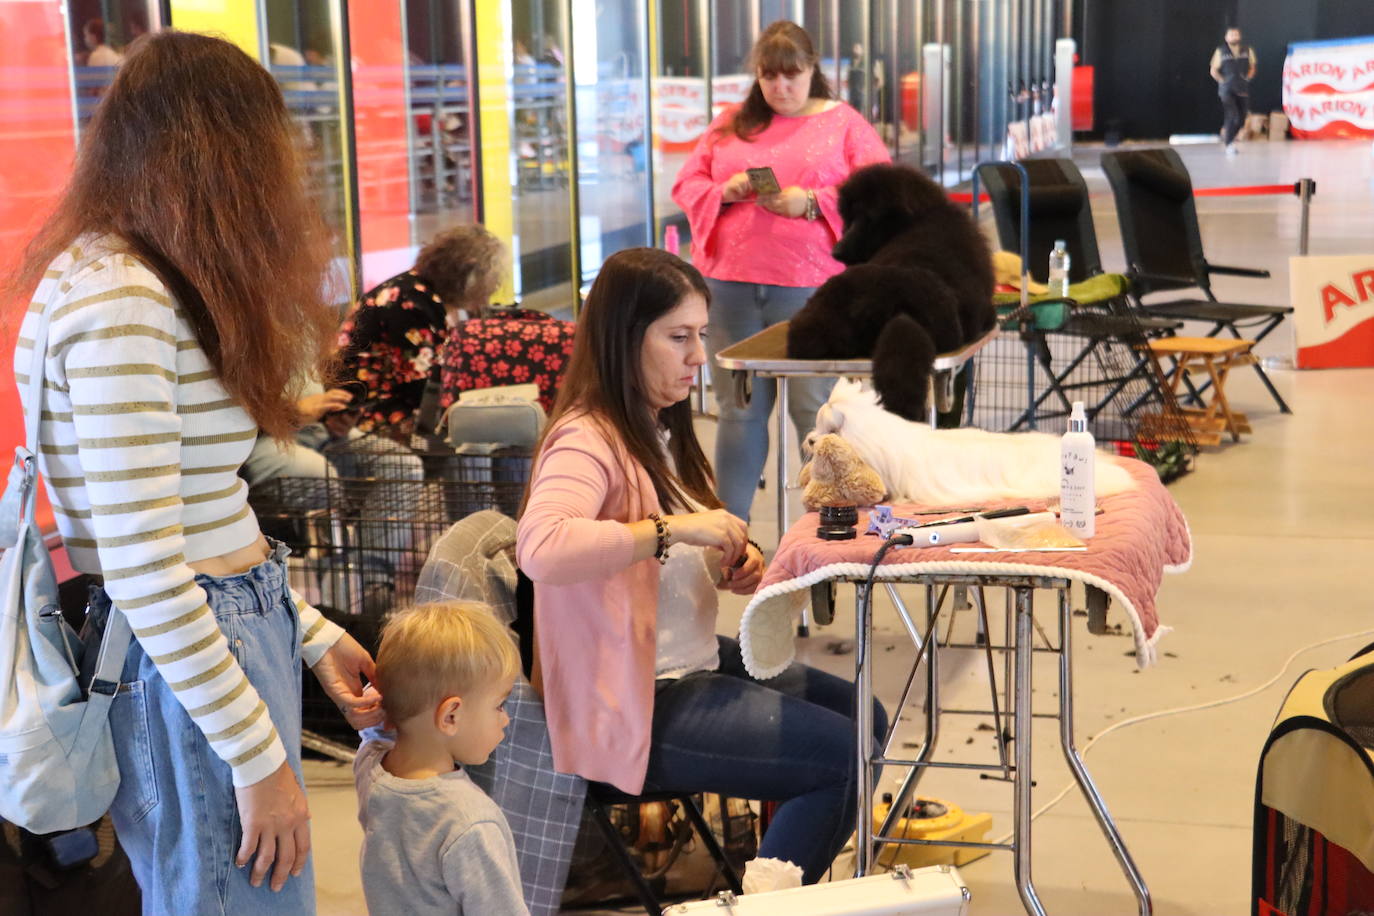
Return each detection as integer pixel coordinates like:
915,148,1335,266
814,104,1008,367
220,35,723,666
671,21,890,520
516,247,886,884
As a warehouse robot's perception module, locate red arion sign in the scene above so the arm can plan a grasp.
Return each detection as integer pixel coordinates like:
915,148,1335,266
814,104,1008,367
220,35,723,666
1291,255,1374,368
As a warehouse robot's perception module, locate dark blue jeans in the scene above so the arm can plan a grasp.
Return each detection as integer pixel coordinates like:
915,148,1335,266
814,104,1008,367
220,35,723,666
644,637,888,883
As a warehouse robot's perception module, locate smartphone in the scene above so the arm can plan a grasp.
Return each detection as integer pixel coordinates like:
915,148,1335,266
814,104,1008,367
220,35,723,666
746,166,782,195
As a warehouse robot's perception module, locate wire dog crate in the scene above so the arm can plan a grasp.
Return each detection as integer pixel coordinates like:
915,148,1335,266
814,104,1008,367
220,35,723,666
248,434,532,744
967,298,1198,480
252,438,530,617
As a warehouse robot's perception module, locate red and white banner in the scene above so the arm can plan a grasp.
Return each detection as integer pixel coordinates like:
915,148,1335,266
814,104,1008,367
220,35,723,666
652,75,753,150
1282,37,1374,139
1290,255,1374,368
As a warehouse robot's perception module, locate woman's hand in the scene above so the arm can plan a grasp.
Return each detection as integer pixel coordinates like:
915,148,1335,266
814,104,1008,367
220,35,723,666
234,761,311,892
718,541,765,595
756,186,809,218
721,172,753,203
298,388,354,423
666,509,748,568
310,633,384,729
323,407,360,440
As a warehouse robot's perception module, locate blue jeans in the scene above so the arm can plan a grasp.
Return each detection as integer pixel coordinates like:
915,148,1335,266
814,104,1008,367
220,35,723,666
705,279,834,520
87,541,313,916
644,637,887,884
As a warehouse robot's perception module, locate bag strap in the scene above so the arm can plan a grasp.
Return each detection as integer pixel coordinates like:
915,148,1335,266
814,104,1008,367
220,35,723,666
87,607,131,698
14,257,134,687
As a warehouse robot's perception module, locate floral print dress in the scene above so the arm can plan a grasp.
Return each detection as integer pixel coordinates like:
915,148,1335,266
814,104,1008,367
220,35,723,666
336,269,447,439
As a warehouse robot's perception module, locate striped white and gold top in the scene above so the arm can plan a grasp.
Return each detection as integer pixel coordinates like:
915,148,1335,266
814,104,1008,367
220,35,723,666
15,236,343,787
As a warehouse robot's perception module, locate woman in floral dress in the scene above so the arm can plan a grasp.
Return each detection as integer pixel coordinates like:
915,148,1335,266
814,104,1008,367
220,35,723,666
336,224,507,439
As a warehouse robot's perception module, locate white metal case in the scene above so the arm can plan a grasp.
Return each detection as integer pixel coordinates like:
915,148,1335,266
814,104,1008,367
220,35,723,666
666,865,971,916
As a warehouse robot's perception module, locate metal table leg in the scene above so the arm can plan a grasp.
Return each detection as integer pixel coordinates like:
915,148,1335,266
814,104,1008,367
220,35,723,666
777,375,812,636
873,585,942,855
1057,590,1153,914
1012,586,1048,916
855,581,875,875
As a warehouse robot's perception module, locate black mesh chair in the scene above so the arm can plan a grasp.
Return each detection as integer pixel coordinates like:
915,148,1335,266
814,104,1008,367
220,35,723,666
975,159,1187,438
1100,148,1294,413
981,157,1107,286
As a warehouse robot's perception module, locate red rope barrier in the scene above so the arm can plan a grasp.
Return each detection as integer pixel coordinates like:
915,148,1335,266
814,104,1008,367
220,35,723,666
1192,183,1299,197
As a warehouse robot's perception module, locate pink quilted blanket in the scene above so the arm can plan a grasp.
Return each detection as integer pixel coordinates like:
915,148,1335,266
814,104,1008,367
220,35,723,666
738,458,1192,679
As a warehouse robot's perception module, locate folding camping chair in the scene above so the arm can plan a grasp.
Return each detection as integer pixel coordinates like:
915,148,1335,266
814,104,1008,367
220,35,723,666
1100,147,1294,414
972,161,1193,458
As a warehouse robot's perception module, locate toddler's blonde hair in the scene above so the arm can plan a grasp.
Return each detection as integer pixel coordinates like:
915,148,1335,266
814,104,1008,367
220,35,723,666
376,602,520,723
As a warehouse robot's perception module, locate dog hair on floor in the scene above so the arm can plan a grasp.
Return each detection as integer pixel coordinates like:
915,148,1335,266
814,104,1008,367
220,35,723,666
807,379,1136,508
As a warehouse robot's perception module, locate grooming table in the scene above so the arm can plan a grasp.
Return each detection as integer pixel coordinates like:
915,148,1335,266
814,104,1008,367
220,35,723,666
737,458,1191,916
714,322,997,542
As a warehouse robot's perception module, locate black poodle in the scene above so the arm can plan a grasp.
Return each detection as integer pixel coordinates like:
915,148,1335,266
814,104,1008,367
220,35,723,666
787,163,996,421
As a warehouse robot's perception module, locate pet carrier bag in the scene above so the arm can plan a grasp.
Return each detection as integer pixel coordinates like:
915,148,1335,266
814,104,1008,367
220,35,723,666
1253,644,1374,915
0,272,131,833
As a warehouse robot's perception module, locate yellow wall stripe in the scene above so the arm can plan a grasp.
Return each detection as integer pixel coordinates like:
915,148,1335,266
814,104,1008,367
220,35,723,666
167,0,262,61
474,0,515,302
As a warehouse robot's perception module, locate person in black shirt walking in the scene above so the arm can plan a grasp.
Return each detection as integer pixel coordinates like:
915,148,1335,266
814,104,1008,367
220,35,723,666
1210,27,1256,155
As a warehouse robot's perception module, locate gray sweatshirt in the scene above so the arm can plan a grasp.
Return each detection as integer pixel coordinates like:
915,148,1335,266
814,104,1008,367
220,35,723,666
354,732,530,916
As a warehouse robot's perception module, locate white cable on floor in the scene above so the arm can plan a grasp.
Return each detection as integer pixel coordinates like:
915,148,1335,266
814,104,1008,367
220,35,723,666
989,625,1374,844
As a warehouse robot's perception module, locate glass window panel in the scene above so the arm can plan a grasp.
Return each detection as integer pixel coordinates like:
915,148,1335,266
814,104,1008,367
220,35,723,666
508,0,573,308
406,0,476,232
349,1,417,289
653,0,710,252
68,0,161,130
570,0,652,289
262,0,354,290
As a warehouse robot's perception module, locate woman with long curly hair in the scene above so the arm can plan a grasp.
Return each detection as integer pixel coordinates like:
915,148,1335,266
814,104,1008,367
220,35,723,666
8,31,381,913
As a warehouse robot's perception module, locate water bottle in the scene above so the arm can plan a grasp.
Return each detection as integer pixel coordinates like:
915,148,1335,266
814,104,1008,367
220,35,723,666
1047,239,1070,298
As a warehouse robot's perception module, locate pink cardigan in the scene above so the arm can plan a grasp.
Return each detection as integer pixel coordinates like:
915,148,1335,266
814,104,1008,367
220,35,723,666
670,102,890,288
515,412,662,793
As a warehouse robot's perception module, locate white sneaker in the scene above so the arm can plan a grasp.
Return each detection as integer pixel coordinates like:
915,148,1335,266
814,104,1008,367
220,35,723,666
1225,143,1238,156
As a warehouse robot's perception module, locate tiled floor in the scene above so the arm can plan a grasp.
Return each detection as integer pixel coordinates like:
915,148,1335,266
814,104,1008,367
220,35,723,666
309,138,1374,915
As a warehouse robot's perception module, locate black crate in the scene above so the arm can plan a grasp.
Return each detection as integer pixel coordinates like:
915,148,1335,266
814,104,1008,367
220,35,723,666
968,299,1197,480
247,434,532,740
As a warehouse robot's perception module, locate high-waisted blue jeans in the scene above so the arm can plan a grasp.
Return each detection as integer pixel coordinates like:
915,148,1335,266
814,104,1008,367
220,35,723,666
705,278,834,521
87,541,313,916
644,636,887,883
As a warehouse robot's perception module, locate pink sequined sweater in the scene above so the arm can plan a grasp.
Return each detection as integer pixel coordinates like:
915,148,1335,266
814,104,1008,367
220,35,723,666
671,102,890,288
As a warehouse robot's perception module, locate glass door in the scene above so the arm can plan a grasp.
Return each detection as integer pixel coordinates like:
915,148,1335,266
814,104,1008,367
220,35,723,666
67,0,163,130
569,0,654,291
652,0,711,251
509,0,574,308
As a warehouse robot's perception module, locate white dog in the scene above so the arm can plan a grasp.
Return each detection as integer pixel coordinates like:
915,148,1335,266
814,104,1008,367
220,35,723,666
808,379,1137,507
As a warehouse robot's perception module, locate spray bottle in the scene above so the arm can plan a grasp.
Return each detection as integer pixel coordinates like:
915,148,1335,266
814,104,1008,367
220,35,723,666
1060,401,1095,539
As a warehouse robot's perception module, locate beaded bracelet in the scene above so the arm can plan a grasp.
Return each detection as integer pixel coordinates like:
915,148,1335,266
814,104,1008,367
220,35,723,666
731,538,765,569
804,190,819,221
648,512,671,565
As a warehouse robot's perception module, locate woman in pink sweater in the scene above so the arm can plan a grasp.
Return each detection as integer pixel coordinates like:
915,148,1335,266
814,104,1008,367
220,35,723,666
671,21,890,520
516,248,886,884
